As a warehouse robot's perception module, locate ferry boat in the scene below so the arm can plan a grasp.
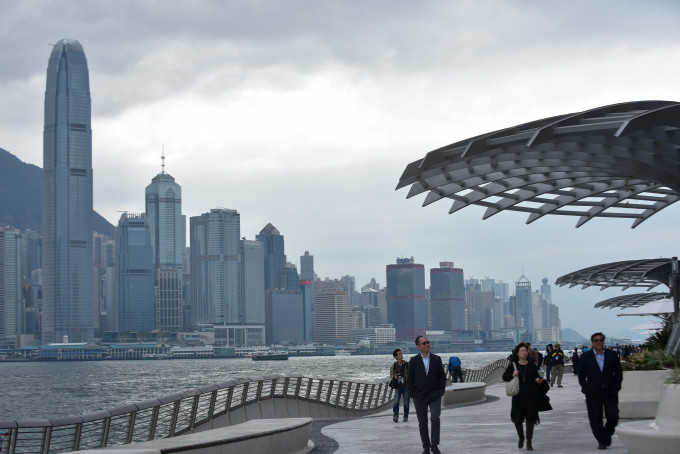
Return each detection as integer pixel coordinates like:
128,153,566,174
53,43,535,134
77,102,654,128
251,351,289,361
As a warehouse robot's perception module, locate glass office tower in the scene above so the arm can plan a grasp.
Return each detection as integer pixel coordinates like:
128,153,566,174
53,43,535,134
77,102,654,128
145,166,183,273
114,213,155,332
386,257,426,341
42,39,94,343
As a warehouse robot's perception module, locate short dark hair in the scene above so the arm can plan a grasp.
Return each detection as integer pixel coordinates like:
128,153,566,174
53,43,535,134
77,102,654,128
393,348,402,358
415,335,426,345
591,332,606,342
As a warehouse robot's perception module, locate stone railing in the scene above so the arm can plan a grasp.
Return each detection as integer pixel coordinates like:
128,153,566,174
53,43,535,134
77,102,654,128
0,374,393,454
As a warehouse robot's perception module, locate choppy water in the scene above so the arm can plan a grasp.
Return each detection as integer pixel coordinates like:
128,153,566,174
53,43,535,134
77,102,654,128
0,352,507,420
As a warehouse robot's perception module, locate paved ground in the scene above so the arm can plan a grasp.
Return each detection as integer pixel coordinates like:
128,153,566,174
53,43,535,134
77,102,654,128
321,371,631,453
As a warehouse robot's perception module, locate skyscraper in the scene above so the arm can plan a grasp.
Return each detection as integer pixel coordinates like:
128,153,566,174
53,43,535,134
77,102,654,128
0,227,22,341
241,239,265,325
386,257,426,341
42,39,94,343
300,251,314,282
114,213,155,332
190,209,241,324
430,261,465,331
313,288,351,344
256,223,286,290
145,158,184,273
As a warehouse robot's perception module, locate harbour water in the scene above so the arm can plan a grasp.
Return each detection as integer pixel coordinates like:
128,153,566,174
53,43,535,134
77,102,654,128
0,352,507,421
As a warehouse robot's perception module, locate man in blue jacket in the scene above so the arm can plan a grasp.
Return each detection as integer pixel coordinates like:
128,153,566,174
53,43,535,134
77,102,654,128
408,335,447,454
578,332,623,450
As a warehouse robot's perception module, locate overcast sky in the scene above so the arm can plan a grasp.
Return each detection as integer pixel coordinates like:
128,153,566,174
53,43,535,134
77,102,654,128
2,0,680,340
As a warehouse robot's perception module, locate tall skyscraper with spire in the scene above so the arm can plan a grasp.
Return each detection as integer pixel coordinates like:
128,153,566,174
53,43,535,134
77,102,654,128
145,153,184,273
42,39,94,343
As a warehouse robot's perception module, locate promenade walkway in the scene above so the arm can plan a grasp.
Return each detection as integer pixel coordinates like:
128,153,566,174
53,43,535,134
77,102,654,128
322,372,628,453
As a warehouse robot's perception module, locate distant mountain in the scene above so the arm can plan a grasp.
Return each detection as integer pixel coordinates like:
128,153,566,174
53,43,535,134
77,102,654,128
0,147,115,235
561,328,588,343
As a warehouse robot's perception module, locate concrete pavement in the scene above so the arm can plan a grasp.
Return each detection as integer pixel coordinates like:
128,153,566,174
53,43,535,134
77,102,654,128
322,371,630,453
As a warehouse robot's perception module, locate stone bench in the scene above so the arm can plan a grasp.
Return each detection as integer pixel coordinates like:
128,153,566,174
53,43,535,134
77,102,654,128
442,382,486,407
618,369,671,419
64,418,314,454
617,384,680,454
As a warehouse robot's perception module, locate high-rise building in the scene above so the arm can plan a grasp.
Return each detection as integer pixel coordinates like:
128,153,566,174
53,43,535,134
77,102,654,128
266,289,304,344
300,251,314,282
0,227,23,341
276,262,299,291
114,213,155,332
256,223,286,290
155,268,182,331
514,274,533,342
145,159,184,273
190,209,241,325
386,257,426,341
430,261,465,331
313,288,351,344
241,239,265,325
42,39,94,343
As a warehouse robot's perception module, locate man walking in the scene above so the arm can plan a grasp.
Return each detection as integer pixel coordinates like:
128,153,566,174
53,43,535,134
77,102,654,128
578,333,623,450
408,335,447,454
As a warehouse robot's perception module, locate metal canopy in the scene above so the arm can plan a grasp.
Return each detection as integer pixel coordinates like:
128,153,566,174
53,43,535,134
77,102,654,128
554,258,673,291
593,292,670,309
397,100,680,228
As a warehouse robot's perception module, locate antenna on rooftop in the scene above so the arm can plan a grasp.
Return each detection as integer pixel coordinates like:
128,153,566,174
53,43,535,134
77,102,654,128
161,145,166,174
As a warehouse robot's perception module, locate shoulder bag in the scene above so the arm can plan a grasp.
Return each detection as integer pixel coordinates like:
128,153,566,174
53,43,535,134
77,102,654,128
506,362,520,396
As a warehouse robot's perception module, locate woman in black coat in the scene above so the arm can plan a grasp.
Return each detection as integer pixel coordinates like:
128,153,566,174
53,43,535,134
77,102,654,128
503,342,545,451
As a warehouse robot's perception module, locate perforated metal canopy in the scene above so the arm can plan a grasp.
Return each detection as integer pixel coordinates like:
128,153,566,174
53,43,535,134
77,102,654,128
592,292,670,309
397,100,680,228
554,258,673,291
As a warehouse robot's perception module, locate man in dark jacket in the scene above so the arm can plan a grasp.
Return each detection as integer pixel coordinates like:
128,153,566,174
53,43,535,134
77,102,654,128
408,335,447,454
578,332,623,450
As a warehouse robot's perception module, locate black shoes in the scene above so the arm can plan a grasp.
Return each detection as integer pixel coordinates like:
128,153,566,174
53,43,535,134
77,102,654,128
431,446,441,454
598,444,607,450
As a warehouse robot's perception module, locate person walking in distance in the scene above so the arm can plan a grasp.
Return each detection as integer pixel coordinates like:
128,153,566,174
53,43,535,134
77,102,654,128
390,348,410,422
544,344,554,383
550,343,565,387
578,333,623,450
503,343,545,451
408,336,447,454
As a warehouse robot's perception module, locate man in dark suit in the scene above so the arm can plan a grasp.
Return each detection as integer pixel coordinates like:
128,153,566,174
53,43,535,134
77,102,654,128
578,332,623,450
407,335,447,454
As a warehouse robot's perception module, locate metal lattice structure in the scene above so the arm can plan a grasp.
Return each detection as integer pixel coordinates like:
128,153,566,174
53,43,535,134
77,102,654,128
592,292,670,309
554,258,674,291
397,100,680,228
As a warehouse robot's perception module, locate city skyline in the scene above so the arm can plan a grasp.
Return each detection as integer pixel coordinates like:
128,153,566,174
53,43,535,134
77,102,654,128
2,1,680,338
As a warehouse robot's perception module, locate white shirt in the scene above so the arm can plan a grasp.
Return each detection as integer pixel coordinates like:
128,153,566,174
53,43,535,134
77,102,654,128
421,353,430,374
595,350,605,372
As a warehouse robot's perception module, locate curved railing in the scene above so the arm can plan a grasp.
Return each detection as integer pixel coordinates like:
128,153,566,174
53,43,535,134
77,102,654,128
0,373,393,454
0,359,507,453
462,358,509,383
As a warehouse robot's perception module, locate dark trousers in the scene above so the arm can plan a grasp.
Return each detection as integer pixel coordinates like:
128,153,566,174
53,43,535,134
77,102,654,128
585,390,619,445
413,397,441,449
450,366,464,383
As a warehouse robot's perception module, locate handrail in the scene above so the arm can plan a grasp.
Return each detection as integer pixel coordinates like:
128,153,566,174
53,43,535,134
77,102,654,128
0,360,506,453
462,358,509,383
0,374,393,454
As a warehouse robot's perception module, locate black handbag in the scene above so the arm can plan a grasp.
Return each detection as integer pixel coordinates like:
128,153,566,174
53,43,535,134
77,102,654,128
389,378,399,389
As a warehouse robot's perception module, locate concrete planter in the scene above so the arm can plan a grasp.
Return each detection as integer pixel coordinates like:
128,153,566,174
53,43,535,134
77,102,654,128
619,369,671,419
617,383,680,454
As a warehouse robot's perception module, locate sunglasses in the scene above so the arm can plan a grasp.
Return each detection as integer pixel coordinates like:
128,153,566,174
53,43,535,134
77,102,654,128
419,341,430,345
592,338,605,343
